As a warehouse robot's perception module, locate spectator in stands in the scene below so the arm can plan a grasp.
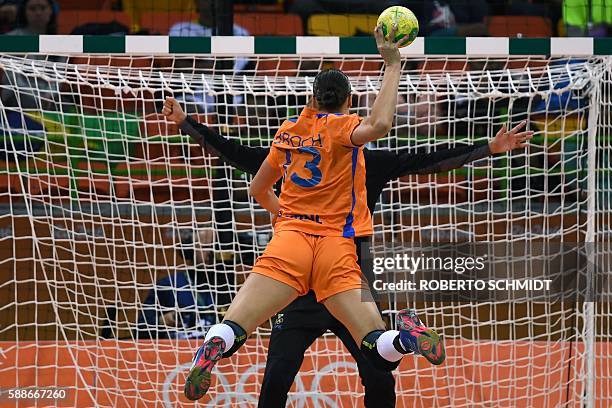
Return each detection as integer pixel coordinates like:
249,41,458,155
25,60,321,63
6,0,57,35
403,0,489,36
1,0,63,110
169,0,249,72
169,0,249,118
0,0,19,34
563,0,610,37
2,0,62,109
134,228,217,340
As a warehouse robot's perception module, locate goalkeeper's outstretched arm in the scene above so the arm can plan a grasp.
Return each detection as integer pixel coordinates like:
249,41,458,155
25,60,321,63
162,96,268,176
386,121,534,179
362,122,533,210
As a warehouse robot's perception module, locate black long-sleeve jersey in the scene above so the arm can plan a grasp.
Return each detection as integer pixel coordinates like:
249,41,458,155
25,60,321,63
181,115,492,215
180,116,492,311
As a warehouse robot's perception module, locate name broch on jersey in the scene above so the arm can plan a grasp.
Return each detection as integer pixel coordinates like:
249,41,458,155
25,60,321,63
274,131,323,148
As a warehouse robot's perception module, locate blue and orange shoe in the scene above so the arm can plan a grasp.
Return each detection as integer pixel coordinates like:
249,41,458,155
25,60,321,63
397,309,445,365
184,336,226,401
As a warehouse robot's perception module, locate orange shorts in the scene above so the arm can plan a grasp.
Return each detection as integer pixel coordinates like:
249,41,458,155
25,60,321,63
251,230,367,302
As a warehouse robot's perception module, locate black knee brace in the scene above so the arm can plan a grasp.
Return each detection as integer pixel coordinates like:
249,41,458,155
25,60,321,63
360,330,402,372
222,320,247,358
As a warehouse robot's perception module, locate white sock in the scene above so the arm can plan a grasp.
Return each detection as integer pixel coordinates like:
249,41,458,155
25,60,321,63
203,323,235,351
376,330,404,362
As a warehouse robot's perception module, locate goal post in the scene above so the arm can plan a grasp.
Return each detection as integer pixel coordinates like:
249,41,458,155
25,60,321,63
0,36,610,407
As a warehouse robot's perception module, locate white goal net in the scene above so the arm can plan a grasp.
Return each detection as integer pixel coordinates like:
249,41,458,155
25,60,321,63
0,52,610,407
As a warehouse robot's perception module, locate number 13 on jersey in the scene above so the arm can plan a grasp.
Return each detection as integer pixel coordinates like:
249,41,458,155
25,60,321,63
284,147,322,188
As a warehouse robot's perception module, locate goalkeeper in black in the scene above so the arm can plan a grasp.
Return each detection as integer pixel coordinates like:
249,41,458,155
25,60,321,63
163,96,533,407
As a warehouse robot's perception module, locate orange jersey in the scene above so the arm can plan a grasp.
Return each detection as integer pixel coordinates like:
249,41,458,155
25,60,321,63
265,107,372,237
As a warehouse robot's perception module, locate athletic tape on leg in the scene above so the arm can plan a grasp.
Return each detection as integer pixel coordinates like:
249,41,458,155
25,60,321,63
204,323,235,351
376,330,404,362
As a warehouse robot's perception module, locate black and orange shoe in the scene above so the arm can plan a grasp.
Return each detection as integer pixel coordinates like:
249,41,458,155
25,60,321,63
397,309,445,365
184,336,226,400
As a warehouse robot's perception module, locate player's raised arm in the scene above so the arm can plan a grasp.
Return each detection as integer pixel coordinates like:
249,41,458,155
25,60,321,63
163,96,268,175
351,24,404,146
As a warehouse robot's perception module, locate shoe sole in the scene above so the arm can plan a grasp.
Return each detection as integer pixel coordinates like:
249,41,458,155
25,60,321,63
397,310,446,366
184,337,225,400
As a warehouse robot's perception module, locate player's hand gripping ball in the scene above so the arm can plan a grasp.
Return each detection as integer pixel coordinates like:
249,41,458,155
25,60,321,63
377,6,419,48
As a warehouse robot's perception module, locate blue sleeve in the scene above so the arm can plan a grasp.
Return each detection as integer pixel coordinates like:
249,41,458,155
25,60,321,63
136,278,175,339
196,292,216,327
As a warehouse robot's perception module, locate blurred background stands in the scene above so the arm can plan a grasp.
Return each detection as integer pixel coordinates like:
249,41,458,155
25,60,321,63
0,0,607,37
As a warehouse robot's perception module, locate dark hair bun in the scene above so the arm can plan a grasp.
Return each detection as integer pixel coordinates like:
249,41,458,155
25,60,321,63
319,90,340,108
313,68,351,111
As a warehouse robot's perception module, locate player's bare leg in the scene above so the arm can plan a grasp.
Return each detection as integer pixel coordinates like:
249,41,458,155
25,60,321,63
223,273,299,333
184,273,298,400
322,289,386,342
323,289,445,370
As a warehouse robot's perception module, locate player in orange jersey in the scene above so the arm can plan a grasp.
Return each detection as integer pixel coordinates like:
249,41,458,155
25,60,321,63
183,25,445,401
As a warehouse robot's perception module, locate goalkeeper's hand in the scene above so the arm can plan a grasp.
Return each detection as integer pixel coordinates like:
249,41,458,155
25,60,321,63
489,121,534,154
162,97,187,125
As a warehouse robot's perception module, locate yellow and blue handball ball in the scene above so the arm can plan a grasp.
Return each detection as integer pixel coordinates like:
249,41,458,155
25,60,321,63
377,6,419,48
